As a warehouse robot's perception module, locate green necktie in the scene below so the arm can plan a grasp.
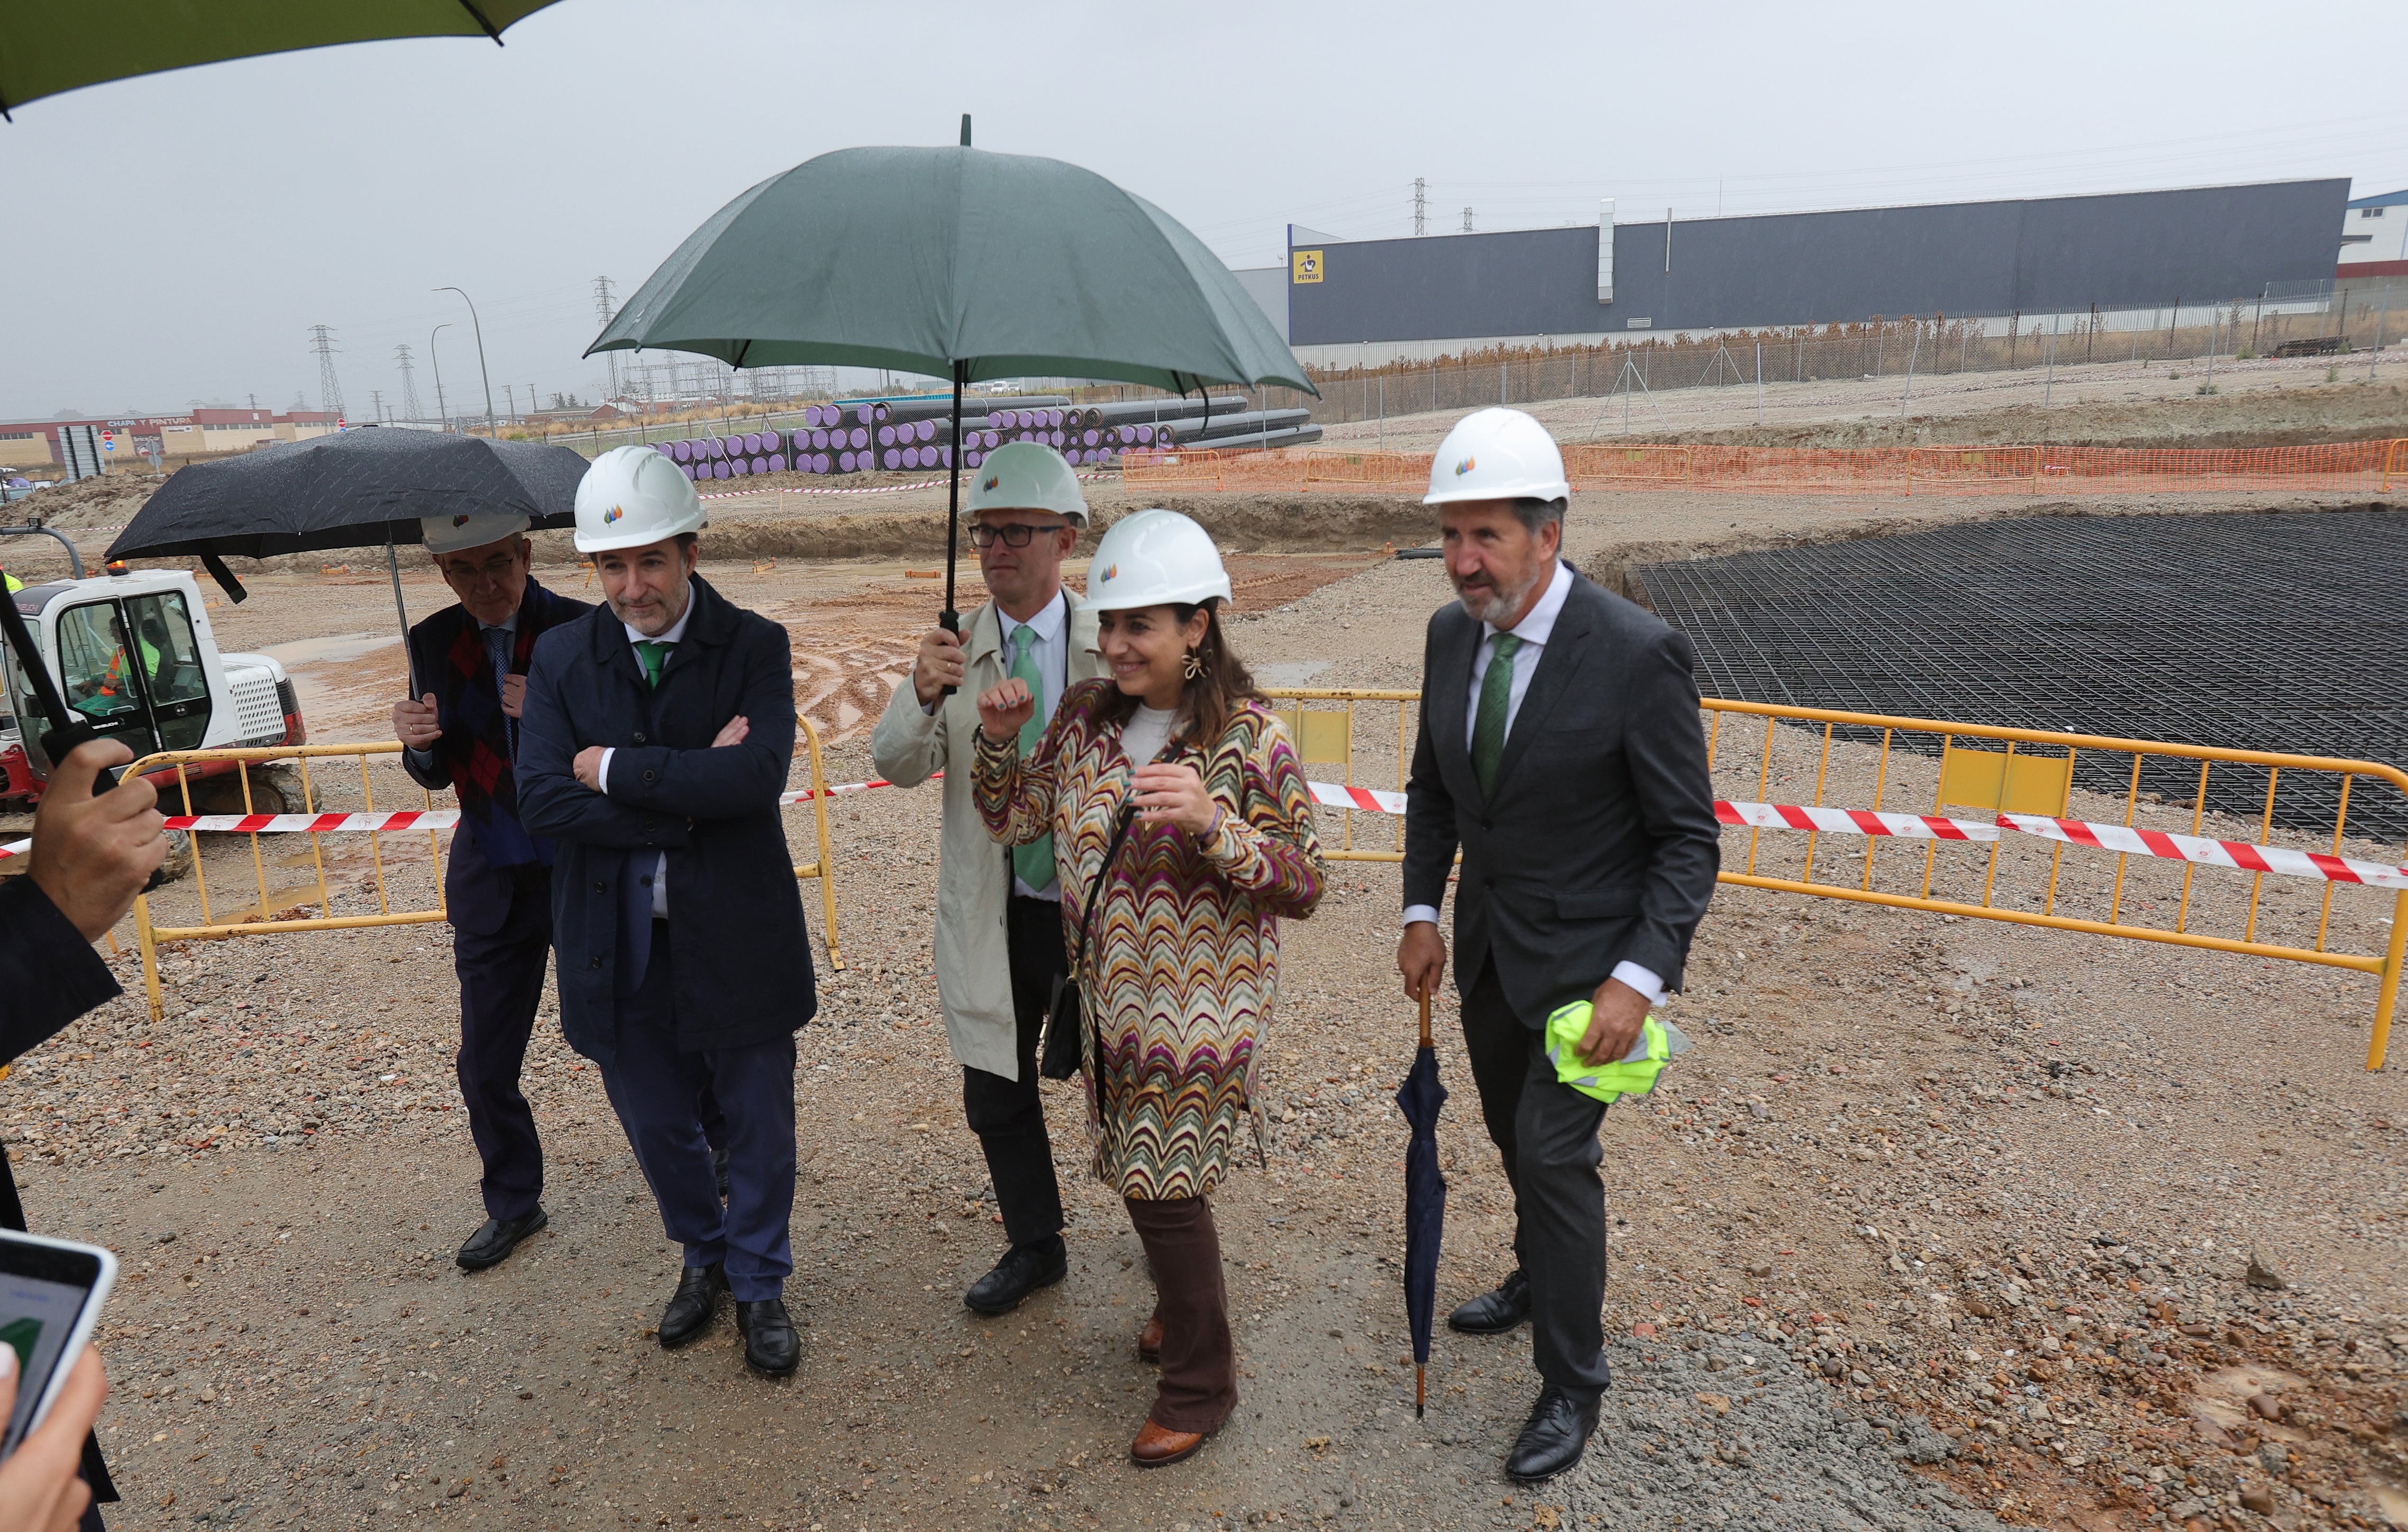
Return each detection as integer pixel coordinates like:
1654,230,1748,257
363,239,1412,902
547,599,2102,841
633,639,672,689
1471,632,1524,796
1007,624,1057,892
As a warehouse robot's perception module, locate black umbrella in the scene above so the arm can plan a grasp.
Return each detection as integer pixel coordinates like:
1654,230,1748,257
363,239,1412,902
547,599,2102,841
104,428,589,693
1397,987,1449,1418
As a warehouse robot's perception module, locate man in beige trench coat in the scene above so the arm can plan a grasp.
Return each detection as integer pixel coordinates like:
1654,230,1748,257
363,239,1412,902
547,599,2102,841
871,442,1105,1315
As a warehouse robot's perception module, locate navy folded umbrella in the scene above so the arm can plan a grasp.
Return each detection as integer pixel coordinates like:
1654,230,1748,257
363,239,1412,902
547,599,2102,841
1396,987,1449,1418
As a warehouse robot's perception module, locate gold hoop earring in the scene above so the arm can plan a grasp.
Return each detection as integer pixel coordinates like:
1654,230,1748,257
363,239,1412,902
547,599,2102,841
1182,648,1208,681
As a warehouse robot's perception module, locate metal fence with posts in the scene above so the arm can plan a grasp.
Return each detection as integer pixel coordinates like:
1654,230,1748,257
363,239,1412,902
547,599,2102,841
1126,438,2406,499
1255,688,2405,1070
125,721,849,1020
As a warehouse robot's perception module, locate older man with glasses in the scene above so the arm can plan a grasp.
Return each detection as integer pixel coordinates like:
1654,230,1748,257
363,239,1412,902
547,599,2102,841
395,513,591,1271
872,442,1104,1317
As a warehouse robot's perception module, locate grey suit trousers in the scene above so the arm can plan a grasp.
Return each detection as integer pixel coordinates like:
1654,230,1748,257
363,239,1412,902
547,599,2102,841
1460,958,1613,1401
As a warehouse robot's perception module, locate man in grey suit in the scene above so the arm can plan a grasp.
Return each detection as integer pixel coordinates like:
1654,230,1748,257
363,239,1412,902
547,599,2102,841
1397,408,1721,1483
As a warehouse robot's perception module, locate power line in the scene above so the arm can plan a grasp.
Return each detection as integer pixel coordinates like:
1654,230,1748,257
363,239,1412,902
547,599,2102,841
393,344,423,422
308,324,346,420
592,275,620,398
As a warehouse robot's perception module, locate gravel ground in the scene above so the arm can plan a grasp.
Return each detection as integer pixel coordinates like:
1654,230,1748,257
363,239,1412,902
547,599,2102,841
2,386,2403,1529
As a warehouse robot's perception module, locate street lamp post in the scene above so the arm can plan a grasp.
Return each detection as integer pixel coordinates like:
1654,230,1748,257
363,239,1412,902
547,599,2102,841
429,324,453,432
434,287,497,438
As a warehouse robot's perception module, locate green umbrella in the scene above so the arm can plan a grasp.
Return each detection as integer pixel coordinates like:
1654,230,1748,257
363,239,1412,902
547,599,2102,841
0,1,564,118
585,118,1316,636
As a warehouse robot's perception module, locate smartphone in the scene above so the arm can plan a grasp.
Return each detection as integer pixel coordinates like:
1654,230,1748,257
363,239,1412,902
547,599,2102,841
0,1229,116,1461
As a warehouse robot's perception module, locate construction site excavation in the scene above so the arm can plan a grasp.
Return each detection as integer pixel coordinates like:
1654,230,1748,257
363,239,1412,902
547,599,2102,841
3,372,2405,1532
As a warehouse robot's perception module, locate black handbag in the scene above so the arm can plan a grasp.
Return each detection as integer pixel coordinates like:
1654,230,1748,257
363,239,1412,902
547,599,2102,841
1039,803,1140,1081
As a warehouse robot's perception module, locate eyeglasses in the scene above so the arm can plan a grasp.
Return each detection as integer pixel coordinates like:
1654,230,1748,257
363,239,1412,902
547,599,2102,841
968,523,1062,548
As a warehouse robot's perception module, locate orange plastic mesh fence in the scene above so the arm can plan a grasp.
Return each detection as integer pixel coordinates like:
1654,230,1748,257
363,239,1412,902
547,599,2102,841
1122,438,2407,497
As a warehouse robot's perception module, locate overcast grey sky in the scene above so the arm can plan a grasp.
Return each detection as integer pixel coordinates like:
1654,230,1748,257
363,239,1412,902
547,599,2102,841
3,0,2401,422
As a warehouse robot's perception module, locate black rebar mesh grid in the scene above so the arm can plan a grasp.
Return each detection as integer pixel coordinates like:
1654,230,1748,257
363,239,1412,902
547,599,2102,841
1638,509,2408,841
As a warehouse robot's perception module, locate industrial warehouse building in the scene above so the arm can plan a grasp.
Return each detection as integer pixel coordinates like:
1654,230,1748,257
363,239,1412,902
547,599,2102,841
0,407,339,470
1235,178,2356,368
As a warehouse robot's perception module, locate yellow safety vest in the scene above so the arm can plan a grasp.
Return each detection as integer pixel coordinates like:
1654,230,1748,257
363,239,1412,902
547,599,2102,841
1543,1003,1692,1104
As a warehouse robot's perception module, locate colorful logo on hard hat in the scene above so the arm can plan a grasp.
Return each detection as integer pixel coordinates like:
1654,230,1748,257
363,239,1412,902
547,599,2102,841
1455,457,1476,477
451,515,472,527
603,504,624,525
982,476,1000,493
1099,565,1116,582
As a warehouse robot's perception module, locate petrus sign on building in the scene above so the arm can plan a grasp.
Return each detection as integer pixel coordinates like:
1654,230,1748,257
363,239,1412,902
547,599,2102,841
1273,178,2350,367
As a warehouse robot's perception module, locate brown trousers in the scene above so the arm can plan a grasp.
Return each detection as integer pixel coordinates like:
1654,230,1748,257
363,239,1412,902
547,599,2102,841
1125,1194,1237,1433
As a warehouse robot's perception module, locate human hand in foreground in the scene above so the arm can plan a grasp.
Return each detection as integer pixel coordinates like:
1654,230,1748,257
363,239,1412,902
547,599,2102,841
572,746,606,791
975,678,1035,741
1396,922,1445,1005
30,738,165,941
712,716,749,748
499,675,526,719
1575,976,1650,1067
393,693,441,749
0,1345,106,1532
911,626,965,706
1131,762,1215,836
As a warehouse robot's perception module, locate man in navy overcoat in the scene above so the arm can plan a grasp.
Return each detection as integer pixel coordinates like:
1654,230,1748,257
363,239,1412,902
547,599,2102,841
517,447,816,1376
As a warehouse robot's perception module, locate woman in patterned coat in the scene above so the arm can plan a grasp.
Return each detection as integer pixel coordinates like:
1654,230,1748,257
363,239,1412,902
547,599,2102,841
973,509,1324,1467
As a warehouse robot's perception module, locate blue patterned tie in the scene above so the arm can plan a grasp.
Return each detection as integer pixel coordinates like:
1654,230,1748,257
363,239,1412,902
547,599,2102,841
484,626,516,759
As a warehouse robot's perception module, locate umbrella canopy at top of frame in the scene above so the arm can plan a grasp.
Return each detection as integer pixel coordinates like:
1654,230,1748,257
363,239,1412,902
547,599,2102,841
0,2,565,120
584,144,1319,399
103,428,590,564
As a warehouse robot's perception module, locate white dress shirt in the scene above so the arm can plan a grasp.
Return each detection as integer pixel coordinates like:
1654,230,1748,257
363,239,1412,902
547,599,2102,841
1403,560,1666,1007
996,591,1072,900
596,583,696,919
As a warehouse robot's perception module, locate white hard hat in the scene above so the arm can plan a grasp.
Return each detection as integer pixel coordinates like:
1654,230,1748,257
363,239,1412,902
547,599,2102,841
1083,508,1232,612
574,444,707,553
1423,407,1571,507
421,512,528,555
965,440,1088,527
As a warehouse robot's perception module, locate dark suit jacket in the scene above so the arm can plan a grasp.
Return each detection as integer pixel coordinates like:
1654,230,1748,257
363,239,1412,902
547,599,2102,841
1402,570,1721,1026
0,879,120,1504
516,574,816,1063
401,578,590,937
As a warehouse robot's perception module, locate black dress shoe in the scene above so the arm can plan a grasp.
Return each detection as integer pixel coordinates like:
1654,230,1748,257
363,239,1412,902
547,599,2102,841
712,1146,731,1201
658,1263,726,1348
1506,1384,1601,1482
736,1298,800,1375
455,1206,548,1271
1447,1269,1530,1334
963,1236,1068,1315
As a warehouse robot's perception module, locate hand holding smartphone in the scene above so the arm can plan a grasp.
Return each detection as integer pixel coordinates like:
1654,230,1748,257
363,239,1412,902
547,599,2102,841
0,1231,114,1461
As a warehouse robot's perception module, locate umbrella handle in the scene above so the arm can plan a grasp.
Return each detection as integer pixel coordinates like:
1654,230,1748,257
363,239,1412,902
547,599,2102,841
1418,986,1433,1050
938,359,968,697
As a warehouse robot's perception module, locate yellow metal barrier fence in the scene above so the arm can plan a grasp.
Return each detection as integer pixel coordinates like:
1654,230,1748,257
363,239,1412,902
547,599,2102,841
1262,688,1417,862
129,721,849,1021
789,716,845,970
1255,688,2406,1069
129,743,450,1023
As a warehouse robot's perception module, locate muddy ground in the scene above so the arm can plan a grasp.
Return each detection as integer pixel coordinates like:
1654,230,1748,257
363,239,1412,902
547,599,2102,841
3,386,2405,1531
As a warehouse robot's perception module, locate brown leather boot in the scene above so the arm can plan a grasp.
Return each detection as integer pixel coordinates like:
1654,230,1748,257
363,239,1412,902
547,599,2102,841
1137,1315,1164,1363
1130,1419,1207,1467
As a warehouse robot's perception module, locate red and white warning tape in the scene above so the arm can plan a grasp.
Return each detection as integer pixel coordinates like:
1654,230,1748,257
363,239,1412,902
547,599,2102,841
31,779,2391,892
0,838,25,860
1711,799,2408,889
157,810,459,834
